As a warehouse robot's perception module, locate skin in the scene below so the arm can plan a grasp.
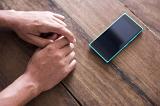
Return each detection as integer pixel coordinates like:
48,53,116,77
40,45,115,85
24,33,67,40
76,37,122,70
0,10,76,106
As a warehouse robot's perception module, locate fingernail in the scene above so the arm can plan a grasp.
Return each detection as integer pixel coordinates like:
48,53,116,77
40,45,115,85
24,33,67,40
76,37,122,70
73,38,76,43
70,43,74,49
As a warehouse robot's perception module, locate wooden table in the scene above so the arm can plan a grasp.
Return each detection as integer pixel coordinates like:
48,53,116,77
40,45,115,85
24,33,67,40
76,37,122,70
0,0,160,106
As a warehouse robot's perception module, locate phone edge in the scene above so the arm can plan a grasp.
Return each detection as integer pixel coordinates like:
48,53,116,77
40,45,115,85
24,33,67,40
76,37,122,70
89,13,144,63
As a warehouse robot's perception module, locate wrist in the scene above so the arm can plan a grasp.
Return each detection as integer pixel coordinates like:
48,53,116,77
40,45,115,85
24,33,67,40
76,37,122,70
0,73,40,106
19,73,40,98
0,10,17,29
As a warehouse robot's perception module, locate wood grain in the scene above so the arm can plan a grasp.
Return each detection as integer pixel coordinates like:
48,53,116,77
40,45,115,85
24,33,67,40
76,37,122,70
0,0,159,106
0,0,147,105
61,17,148,105
0,0,147,106
54,0,160,105
119,0,160,36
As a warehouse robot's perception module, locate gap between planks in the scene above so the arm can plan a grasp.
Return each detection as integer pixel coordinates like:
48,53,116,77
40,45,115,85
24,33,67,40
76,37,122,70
49,0,157,105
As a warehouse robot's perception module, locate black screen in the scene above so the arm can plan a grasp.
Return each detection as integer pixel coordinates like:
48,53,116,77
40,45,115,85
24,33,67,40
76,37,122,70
90,14,142,62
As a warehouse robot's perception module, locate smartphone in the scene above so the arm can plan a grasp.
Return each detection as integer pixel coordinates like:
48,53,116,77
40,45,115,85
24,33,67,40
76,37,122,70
89,13,143,63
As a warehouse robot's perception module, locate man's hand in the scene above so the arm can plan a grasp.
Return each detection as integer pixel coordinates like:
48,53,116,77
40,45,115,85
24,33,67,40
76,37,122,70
25,36,76,93
0,10,76,47
0,36,76,106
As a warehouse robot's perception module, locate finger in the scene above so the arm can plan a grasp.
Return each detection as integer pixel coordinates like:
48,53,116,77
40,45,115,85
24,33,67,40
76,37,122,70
53,36,69,48
68,59,76,72
52,16,67,26
53,13,65,20
61,43,74,56
26,34,53,47
43,23,76,43
65,51,75,64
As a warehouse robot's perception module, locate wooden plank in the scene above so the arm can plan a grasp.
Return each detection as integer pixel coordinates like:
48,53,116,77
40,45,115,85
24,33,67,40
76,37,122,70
53,0,160,105
119,0,160,36
1,0,147,105
51,0,156,105
2,0,149,105
62,27,148,105
0,0,79,106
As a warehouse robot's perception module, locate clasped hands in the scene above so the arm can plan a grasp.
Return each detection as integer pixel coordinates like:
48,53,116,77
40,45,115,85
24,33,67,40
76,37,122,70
0,10,76,106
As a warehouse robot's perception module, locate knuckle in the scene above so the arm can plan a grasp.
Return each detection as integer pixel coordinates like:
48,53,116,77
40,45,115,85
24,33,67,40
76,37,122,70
63,68,69,74
46,11,52,14
46,45,55,51
45,11,53,17
72,51,76,57
33,19,40,24
59,60,66,67
54,52,63,59
57,25,65,31
33,19,42,27
61,66,70,74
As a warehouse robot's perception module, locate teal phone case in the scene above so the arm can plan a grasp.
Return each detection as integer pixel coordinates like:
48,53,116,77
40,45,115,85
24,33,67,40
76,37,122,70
89,13,143,63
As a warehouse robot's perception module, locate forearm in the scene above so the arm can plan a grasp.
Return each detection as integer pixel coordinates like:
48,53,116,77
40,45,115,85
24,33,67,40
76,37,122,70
0,74,39,106
0,10,15,28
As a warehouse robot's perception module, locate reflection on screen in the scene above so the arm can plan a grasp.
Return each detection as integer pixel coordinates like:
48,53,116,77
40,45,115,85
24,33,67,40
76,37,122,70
91,14,142,62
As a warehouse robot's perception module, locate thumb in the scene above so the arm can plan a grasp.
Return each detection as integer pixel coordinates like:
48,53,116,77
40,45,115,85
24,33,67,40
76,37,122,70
26,34,54,47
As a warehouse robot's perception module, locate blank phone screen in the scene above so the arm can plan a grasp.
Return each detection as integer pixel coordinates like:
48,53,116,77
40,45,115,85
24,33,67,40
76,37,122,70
90,14,143,62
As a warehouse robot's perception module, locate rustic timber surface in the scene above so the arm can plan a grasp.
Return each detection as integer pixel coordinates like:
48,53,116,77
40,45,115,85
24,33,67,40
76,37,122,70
0,0,159,106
